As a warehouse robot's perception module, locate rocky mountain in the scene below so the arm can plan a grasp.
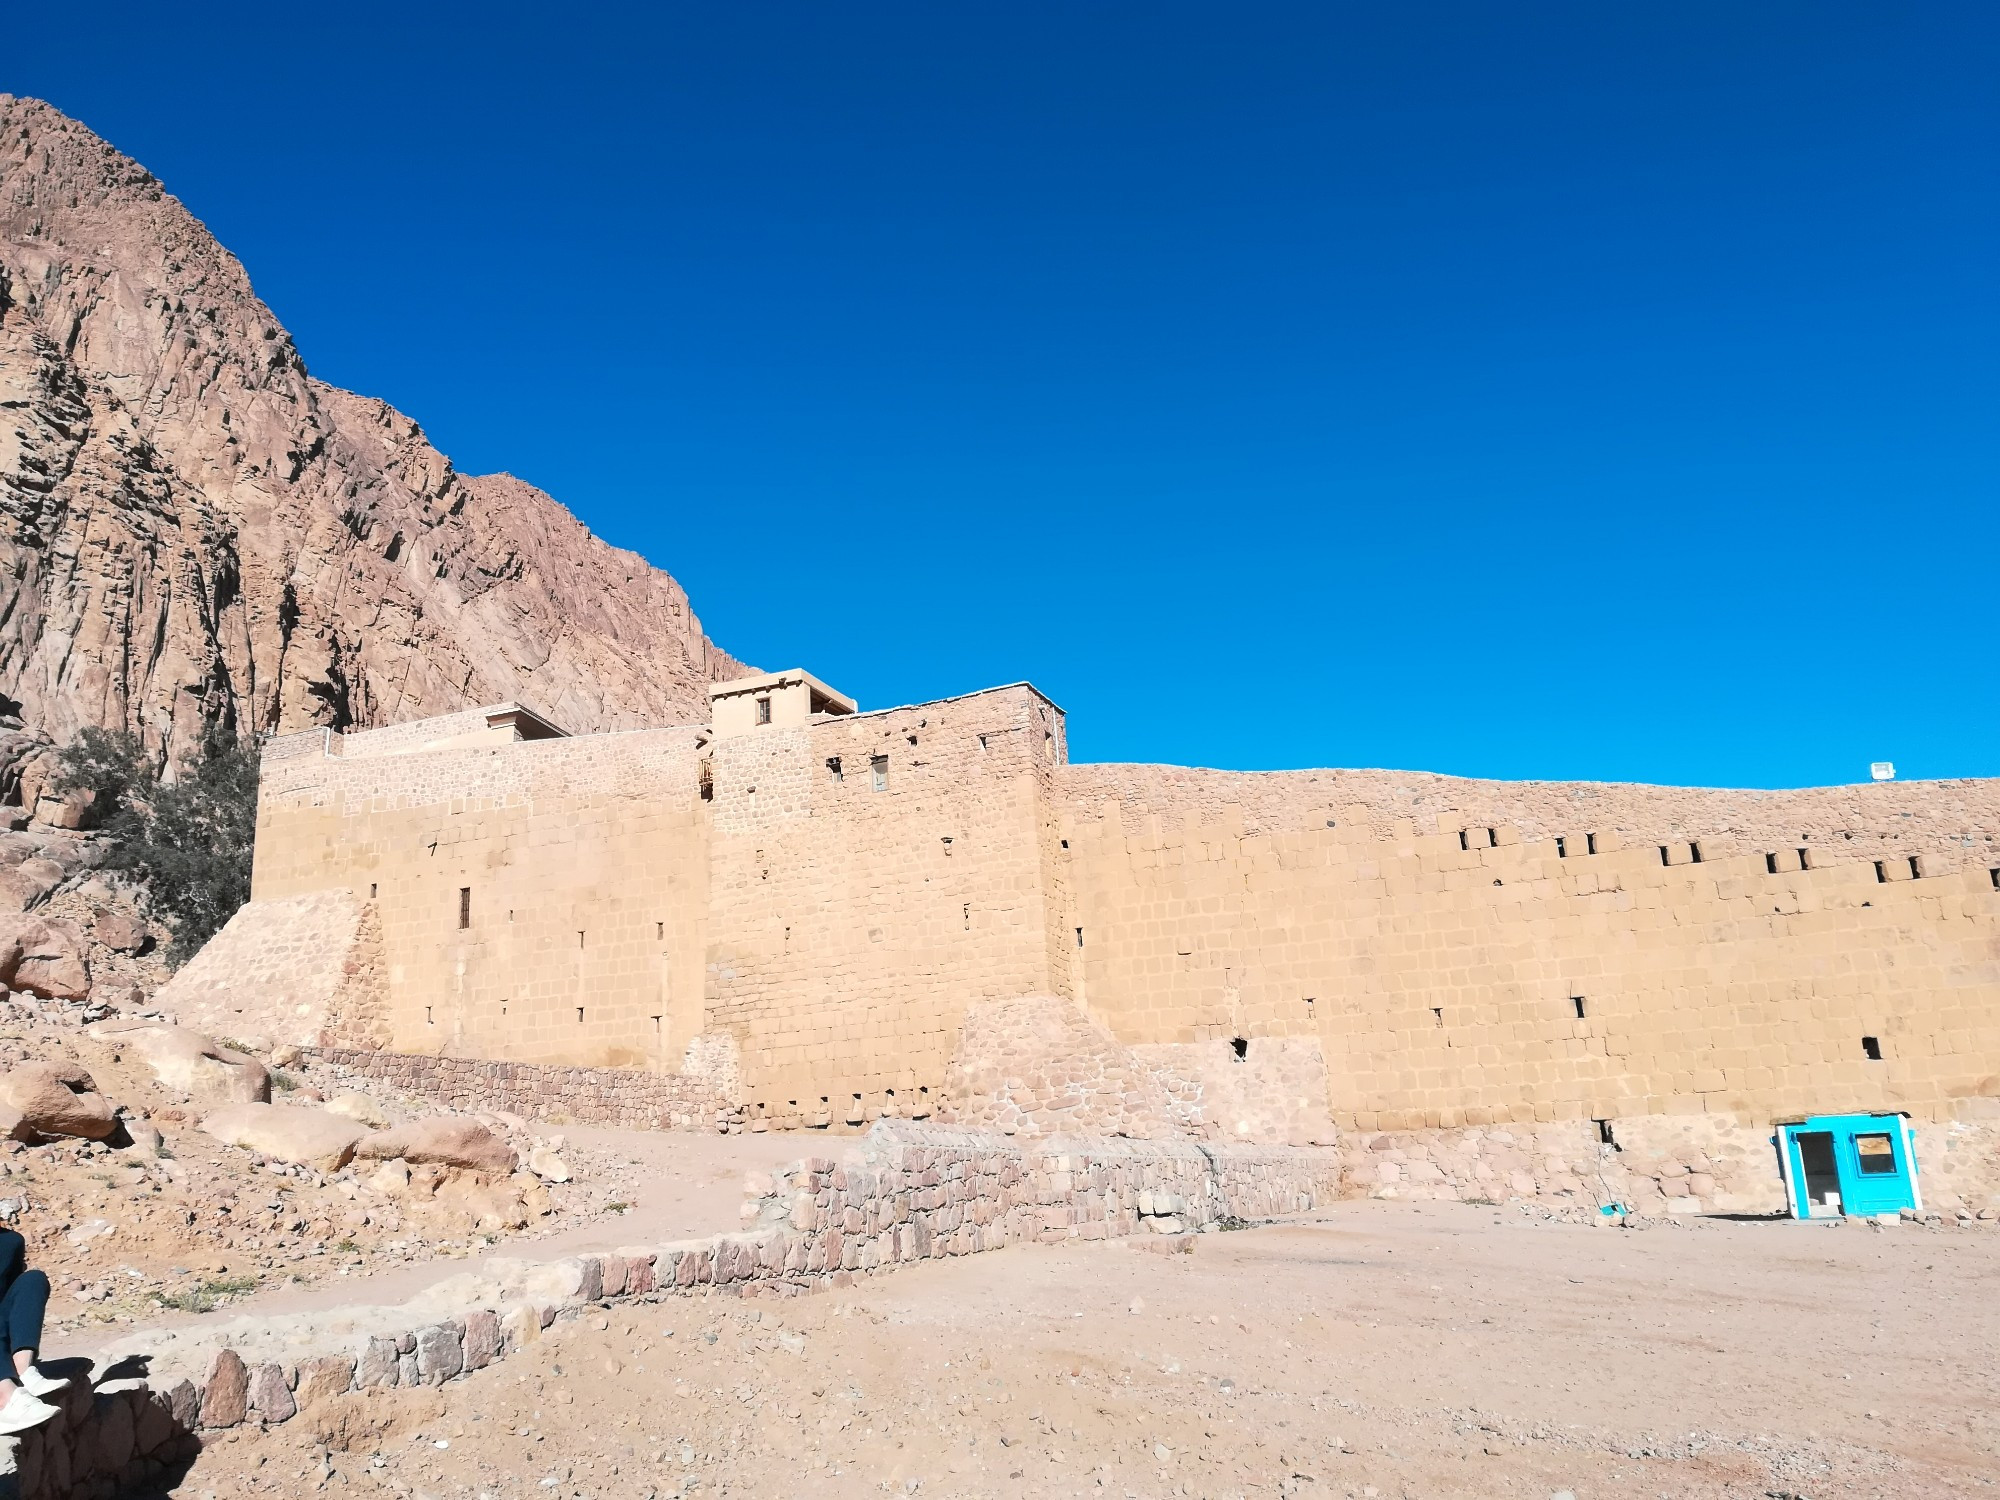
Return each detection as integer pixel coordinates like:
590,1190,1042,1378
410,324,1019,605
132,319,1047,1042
0,94,750,769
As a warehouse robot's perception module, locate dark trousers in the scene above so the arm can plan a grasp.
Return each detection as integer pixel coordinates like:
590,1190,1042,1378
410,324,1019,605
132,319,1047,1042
0,1231,46,1361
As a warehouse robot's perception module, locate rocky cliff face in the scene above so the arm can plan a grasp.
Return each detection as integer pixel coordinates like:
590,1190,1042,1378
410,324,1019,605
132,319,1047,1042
0,94,750,764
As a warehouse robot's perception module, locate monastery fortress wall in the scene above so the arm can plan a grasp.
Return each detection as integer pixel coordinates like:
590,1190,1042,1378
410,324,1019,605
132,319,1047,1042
174,673,2000,1174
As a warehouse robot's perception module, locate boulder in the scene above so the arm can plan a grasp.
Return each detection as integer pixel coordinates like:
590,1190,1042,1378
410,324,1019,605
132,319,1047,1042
0,1061,117,1139
87,1020,270,1104
324,1092,393,1129
356,1116,517,1175
88,910,149,954
0,916,90,1000
0,858,63,913
200,1102,366,1171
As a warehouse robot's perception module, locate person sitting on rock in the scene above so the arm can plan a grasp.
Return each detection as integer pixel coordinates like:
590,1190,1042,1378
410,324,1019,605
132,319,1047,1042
0,1227,64,1432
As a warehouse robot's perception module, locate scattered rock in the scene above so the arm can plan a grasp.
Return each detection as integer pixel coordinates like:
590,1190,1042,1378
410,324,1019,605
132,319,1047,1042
200,1102,367,1170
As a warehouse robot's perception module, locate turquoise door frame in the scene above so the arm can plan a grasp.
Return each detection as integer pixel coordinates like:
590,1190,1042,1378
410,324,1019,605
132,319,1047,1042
1777,1113,1921,1219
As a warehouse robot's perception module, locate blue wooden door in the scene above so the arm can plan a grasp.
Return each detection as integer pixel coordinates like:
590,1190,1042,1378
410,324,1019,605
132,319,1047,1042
1834,1120,1916,1216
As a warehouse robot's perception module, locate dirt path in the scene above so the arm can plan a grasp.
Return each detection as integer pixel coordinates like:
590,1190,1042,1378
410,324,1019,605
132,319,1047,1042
158,1198,2000,1498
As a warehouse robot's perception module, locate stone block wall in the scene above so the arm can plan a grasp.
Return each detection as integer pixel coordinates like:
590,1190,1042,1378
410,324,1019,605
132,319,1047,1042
153,889,379,1050
303,1044,737,1133
937,992,1181,1139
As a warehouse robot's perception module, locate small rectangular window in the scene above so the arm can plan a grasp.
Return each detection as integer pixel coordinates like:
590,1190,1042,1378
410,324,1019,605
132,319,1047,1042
827,756,843,783
1659,845,1672,867
1862,1035,1882,1060
1487,828,1498,847
369,882,378,899
1572,996,1586,1020
755,696,771,725
458,887,471,929
1075,927,1084,948
1689,841,1703,864
1556,837,1568,858
1798,847,1811,871
870,755,888,792
1586,832,1598,855
1430,1006,1444,1026
1458,830,1469,851
577,1007,586,1023
1854,1132,1897,1174
1874,861,1888,883
1595,1119,1616,1147
1908,856,1923,880
1765,852,1778,875
1990,868,2000,890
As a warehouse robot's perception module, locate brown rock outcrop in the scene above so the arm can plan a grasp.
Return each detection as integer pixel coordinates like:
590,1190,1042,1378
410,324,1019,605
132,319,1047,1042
357,1116,517,1176
200,1101,366,1170
0,913,89,998
0,95,750,760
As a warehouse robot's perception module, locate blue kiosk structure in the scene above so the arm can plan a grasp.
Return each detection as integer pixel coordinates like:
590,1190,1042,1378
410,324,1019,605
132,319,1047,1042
1775,1112,1922,1219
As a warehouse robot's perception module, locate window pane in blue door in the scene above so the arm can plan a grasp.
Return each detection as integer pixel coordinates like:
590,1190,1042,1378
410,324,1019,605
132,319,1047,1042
1855,1133,1897,1175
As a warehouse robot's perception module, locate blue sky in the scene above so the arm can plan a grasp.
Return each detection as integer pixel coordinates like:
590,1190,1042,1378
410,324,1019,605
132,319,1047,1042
13,4,1996,786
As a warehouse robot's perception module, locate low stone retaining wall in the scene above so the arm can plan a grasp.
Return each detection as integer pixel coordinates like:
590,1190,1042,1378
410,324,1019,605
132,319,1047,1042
17,1123,1338,1499
302,1046,737,1133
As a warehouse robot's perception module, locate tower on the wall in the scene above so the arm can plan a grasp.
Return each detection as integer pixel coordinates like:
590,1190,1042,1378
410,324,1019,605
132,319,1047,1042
708,670,857,738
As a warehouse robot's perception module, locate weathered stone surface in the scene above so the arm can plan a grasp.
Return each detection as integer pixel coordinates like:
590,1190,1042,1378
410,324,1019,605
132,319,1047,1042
200,1349,248,1428
293,1355,355,1408
0,859,61,914
88,1021,270,1105
246,1362,295,1424
461,1310,500,1370
357,1117,516,1175
415,1324,463,1385
0,1061,116,1140
0,96,748,764
88,911,149,954
355,1337,399,1389
199,1102,365,1170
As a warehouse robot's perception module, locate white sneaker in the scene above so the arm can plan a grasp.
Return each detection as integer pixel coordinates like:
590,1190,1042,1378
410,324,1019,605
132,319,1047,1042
0,1389,58,1433
18,1367,63,1398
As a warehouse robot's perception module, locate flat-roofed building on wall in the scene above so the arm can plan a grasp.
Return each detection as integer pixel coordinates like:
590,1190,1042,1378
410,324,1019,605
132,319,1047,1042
177,668,2000,1163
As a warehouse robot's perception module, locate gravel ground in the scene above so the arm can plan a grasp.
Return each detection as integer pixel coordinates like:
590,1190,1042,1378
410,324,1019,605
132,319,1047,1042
155,1196,2000,1499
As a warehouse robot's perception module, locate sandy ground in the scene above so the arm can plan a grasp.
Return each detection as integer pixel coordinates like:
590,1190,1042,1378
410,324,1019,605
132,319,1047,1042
151,1198,2000,1500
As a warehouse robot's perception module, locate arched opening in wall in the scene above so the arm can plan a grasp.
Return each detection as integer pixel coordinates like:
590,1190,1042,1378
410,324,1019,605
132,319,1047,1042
1862,1036,1883,1061
1230,1037,1248,1061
